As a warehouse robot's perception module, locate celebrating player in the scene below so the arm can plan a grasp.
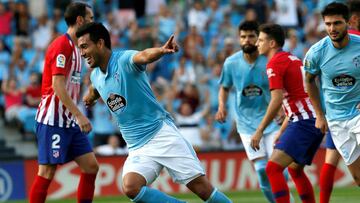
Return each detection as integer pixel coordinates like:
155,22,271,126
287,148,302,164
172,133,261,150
251,23,324,203
29,2,98,203
77,22,232,203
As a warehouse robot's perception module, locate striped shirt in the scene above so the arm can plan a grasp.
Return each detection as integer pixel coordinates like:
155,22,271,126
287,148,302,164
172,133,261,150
36,33,82,128
266,51,316,122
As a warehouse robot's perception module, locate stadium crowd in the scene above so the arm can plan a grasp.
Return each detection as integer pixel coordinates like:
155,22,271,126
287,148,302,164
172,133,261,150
0,0,347,153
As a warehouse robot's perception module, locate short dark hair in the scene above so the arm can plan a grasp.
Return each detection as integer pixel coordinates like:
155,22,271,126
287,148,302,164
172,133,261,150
321,2,349,21
64,2,91,26
238,21,259,35
259,23,285,47
76,22,111,49
348,0,360,15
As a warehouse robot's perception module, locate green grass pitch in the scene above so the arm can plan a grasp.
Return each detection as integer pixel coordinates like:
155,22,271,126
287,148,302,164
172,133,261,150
8,187,359,203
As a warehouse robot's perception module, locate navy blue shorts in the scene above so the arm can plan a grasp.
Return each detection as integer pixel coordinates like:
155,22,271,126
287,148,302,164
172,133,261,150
275,118,324,165
36,122,93,165
325,130,336,149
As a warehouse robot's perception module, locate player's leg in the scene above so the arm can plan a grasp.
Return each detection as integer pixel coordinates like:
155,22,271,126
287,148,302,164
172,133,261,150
29,164,57,203
266,149,294,203
240,132,274,202
74,152,99,203
70,126,99,203
288,162,315,203
29,123,63,203
319,131,340,203
347,156,360,186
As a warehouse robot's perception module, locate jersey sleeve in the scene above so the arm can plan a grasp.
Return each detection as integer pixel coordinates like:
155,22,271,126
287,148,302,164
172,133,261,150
303,46,319,75
48,41,73,76
218,59,233,88
266,57,285,90
119,50,146,72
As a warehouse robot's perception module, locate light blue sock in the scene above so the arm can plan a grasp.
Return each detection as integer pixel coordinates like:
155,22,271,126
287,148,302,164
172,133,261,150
205,188,232,203
254,159,275,203
131,186,186,203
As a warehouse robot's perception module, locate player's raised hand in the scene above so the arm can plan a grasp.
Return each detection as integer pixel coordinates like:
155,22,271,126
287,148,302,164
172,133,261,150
76,113,92,133
215,108,227,123
162,35,179,53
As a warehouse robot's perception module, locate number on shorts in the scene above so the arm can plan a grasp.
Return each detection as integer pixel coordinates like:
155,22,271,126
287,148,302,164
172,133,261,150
52,134,60,149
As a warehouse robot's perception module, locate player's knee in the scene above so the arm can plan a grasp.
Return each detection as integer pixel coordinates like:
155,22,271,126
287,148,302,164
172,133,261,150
38,166,57,179
82,160,99,174
122,181,143,199
353,175,360,187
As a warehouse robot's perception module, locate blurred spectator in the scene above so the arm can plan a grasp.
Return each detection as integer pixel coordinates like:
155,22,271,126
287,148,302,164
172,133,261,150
0,2,12,36
188,1,208,33
155,4,177,43
200,113,222,151
14,2,34,39
245,0,268,23
283,29,306,59
33,14,53,51
273,0,300,28
172,56,196,88
95,134,128,156
183,26,204,59
1,77,25,123
91,98,118,147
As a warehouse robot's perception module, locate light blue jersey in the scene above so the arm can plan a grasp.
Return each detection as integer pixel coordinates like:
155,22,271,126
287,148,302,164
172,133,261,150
219,51,279,135
90,50,172,150
304,35,360,121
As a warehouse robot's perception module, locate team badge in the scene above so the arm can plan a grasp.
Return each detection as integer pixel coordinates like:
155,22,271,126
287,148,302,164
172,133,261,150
53,150,60,158
56,54,66,68
107,93,126,112
304,59,310,68
353,55,360,68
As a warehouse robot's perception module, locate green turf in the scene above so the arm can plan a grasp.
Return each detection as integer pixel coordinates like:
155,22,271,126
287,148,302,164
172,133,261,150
8,187,359,203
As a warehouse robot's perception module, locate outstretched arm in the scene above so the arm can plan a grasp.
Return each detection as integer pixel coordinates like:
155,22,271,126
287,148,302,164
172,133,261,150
251,89,283,150
305,72,327,134
133,35,179,65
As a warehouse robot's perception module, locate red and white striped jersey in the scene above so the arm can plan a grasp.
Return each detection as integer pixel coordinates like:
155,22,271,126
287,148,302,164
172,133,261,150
36,33,82,128
266,51,316,122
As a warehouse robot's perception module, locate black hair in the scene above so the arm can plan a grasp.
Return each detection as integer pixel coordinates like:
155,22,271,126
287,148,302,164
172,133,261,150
259,23,285,47
348,0,360,15
64,2,92,26
238,21,259,35
321,2,349,21
76,22,111,49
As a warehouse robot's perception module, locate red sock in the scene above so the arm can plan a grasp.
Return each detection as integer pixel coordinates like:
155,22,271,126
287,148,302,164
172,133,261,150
288,167,315,203
29,175,51,203
266,161,290,203
319,163,337,203
77,173,97,203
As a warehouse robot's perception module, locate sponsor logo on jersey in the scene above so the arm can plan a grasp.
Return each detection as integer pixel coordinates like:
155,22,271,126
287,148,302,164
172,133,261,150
107,93,126,112
70,71,81,84
242,85,263,97
332,74,356,88
56,54,66,68
266,68,276,78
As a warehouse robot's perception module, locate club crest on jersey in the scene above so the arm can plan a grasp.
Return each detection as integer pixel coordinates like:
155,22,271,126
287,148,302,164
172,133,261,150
353,55,360,68
107,93,126,112
56,54,66,68
242,85,263,97
53,150,60,158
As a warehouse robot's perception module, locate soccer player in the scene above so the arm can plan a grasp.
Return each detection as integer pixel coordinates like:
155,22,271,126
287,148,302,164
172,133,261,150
216,20,283,203
77,22,232,203
304,1,360,192
251,23,324,203
318,1,360,202
29,3,98,203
